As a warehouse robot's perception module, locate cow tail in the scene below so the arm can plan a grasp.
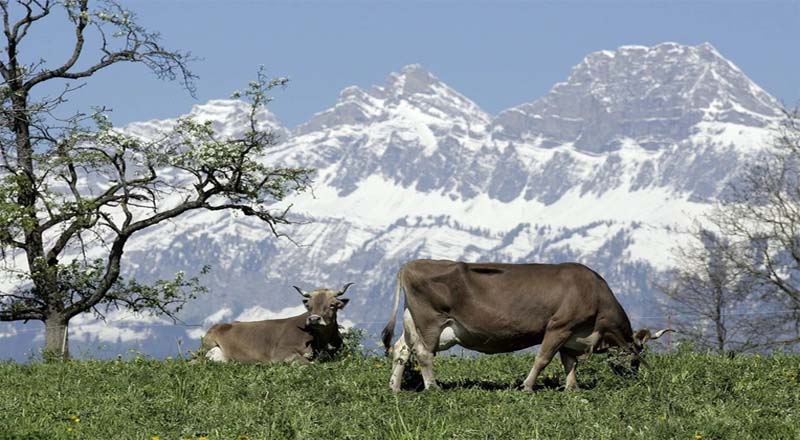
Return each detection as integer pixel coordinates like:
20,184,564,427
381,268,404,356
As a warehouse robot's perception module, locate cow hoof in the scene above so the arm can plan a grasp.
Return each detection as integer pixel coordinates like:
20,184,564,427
424,382,441,391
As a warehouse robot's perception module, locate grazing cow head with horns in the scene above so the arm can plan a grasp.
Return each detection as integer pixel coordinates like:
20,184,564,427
293,282,353,328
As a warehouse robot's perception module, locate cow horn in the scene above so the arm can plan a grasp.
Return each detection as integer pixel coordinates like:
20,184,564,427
651,328,676,340
634,328,676,345
293,285,310,298
337,282,354,296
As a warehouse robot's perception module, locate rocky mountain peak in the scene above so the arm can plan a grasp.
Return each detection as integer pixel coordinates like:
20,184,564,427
125,99,287,141
337,85,370,101
570,42,777,115
493,43,780,152
296,65,490,136
380,64,441,98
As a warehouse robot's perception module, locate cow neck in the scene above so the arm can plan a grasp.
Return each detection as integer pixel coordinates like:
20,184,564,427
305,319,342,357
305,319,337,341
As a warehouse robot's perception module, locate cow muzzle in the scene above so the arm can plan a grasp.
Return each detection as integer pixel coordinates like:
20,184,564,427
307,315,326,327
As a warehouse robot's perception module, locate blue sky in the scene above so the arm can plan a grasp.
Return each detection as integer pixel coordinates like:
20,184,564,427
24,0,800,128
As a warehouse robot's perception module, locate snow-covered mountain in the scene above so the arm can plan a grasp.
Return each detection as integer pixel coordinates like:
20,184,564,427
0,43,782,359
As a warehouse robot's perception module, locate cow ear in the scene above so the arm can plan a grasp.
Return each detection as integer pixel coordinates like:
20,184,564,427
634,329,651,345
302,298,310,308
338,298,350,308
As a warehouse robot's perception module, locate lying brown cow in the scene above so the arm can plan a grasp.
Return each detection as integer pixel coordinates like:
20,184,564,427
382,260,671,391
201,283,353,363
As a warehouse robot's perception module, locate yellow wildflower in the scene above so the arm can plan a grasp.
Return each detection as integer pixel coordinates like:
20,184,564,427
198,437,208,440
69,415,80,423
238,436,250,440
694,434,703,440
152,437,161,440
66,427,73,433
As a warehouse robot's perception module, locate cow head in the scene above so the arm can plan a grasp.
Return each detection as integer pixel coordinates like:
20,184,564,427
628,328,676,371
293,282,353,328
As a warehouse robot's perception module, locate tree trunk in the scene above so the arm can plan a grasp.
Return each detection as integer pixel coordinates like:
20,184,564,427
43,315,70,362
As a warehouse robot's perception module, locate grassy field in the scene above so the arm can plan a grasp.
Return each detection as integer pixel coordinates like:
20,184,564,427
0,350,798,440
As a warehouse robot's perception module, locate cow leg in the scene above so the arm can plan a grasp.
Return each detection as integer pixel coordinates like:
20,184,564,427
285,353,311,364
405,311,442,391
389,331,412,392
522,328,570,392
390,309,418,392
560,350,580,391
413,338,438,390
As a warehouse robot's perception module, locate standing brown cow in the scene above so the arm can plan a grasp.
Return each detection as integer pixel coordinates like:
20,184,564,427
201,283,353,363
382,260,671,391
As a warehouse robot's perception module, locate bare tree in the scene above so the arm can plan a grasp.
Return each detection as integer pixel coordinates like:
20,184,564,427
662,229,762,353
664,110,800,352
0,0,312,360
711,110,800,348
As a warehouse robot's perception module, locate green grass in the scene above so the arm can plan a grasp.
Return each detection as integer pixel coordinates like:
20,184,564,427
0,351,798,440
